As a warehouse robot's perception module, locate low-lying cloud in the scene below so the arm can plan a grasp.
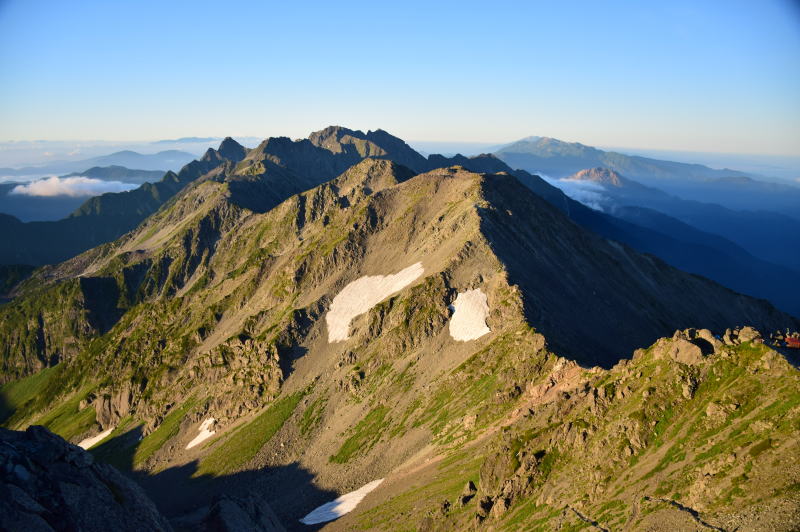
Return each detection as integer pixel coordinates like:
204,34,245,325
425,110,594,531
9,176,138,197
541,176,609,211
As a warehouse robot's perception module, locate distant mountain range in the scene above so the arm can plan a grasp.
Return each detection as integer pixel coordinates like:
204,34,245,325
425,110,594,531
494,137,800,219
495,136,754,181
0,166,168,222
0,149,196,177
62,165,165,184
151,136,221,144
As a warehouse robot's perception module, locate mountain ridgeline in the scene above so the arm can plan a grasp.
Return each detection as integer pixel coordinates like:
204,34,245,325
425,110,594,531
0,129,509,267
495,137,752,183
0,127,799,530
2,127,797,320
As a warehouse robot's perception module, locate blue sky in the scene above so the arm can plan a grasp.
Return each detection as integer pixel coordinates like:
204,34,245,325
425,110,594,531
1,0,799,155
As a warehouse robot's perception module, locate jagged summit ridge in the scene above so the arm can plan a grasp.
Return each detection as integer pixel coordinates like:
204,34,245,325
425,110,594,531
308,125,428,172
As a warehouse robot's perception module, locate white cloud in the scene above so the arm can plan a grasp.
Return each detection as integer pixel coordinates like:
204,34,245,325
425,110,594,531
9,176,138,197
542,176,609,211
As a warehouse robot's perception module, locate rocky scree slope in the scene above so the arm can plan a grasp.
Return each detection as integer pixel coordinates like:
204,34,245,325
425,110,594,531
0,160,795,385
4,125,792,318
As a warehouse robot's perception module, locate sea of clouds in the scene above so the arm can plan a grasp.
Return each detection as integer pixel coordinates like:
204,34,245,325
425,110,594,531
540,176,609,211
9,176,138,197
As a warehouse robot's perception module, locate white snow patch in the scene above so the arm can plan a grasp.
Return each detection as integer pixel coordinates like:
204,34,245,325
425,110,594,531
186,417,216,449
77,426,115,450
326,263,424,342
449,288,491,341
299,478,384,525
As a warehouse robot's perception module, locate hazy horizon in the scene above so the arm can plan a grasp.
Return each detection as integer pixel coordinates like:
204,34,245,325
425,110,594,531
3,132,800,183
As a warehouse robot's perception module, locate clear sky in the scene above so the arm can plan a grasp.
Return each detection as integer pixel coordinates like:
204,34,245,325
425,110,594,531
1,0,799,155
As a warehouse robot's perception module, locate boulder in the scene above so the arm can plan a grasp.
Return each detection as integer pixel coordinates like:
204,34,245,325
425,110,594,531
723,328,736,346
490,496,510,518
459,481,478,506
654,337,705,365
738,326,762,343
475,495,494,519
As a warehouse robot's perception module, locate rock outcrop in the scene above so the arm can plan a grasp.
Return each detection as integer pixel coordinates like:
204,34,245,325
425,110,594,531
175,494,286,532
0,426,172,531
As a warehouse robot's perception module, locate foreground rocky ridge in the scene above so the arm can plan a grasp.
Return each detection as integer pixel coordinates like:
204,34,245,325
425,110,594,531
0,134,798,530
0,425,171,531
0,425,285,531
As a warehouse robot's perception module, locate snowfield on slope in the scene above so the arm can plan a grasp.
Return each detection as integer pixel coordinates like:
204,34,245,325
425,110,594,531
300,478,384,525
449,288,491,341
186,418,216,449
77,426,115,450
326,263,424,342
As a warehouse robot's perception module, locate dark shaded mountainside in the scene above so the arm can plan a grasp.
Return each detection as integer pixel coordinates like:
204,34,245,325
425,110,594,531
555,168,800,316
0,425,284,531
0,133,799,530
564,166,800,273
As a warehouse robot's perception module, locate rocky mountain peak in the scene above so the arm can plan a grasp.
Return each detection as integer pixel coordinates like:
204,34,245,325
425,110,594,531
308,125,428,171
308,125,357,143
331,158,415,198
217,136,246,162
567,166,626,186
307,125,364,155
200,137,247,165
